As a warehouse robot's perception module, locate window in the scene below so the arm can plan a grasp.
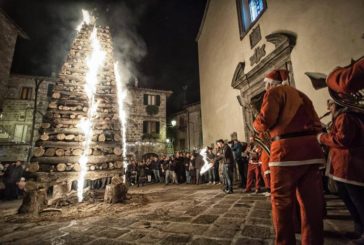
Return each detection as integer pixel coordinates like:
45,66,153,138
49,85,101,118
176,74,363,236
20,87,33,100
143,121,160,134
14,124,28,143
47,83,55,97
236,0,266,38
143,94,161,106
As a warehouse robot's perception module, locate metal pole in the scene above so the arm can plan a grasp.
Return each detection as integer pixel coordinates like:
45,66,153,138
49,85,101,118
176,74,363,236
27,79,42,162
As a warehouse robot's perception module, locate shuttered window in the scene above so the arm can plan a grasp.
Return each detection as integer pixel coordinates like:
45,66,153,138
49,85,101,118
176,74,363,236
143,94,161,106
142,121,160,134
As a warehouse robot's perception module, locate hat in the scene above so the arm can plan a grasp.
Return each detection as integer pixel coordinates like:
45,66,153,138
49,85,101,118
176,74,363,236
264,69,289,85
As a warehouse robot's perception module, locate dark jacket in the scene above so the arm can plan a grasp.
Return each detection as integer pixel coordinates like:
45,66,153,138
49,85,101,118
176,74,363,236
216,144,235,165
194,154,204,169
4,165,23,184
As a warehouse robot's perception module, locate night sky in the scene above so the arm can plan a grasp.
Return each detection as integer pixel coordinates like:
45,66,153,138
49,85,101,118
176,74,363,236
0,0,206,114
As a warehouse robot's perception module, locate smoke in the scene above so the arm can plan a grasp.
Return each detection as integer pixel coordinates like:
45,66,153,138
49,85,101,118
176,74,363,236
3,0,151,80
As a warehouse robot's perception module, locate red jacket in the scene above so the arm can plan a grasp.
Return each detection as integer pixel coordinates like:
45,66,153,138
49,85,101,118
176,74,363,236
253,85,325,167
326,57,364,94
319,112,364,186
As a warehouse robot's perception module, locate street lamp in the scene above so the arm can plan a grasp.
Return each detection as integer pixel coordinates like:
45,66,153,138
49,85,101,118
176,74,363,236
171,120,176,127
166,138,170,143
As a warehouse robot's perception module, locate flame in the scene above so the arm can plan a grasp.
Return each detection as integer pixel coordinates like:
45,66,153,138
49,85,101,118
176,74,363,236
76,9,94,31
114,62,128,183
199,148,212,175
77,24,105,202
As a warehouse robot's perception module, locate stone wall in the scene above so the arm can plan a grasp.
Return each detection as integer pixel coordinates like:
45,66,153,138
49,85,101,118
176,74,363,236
0,11,20,108
0,75,56,161
126,86,172,159
197,0,364,144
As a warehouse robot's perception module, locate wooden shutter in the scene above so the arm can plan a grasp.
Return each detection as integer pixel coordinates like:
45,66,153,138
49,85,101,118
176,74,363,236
143,94,148,105
143,121,148,134
156,121,160,134
156,95,161,106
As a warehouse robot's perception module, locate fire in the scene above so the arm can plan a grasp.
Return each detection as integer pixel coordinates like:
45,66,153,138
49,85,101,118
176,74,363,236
199,148,212,175
76,9,94,31
114,62,128,183
77,12,105,202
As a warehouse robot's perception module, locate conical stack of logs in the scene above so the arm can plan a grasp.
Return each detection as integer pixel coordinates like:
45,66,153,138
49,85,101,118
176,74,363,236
29,23,124,200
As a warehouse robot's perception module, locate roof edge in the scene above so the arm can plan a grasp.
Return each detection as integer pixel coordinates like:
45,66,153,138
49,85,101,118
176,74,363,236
195,0,211,42
0,9,29,39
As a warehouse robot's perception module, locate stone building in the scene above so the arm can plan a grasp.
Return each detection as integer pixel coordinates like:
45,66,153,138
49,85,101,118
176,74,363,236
0,9,28,109
197,0,364,144
126,86,172,159
171,102,203,152
0,75,57,161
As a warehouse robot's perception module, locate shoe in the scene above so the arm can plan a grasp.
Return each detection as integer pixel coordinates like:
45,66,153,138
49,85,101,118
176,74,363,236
255,189,260,194
226,190,232,194
213,181,216,185
263,192,271,197
242,189,252,193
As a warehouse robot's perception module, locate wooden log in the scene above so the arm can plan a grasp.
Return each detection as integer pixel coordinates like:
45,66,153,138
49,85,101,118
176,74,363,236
98,134,106,142
70,114,76,119
64,150,71,156
65,134,75,141
18,185,47,215
56,163,67,172
72,148,83,156
28,162,40,173
101,162,108,170
56,133,66,140
109,162,114,169
104,177,127,203
55,149,65,156
48,102,57,109
44,148,56,157
89,165,96,171
114,161,123,169
114,134,121,141
41,123,51,129
40,133,49,141
73,163,80,172
52,92,61,99
33,147,45,157
113,147,122,156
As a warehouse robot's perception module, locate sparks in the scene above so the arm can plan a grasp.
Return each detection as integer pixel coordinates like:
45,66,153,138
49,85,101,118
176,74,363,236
114,62,128,183
199,148,212,175
77,23,105,202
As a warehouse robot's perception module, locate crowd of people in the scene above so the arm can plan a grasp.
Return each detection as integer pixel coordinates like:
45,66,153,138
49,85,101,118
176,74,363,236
124,138,271,196
0,59,363,245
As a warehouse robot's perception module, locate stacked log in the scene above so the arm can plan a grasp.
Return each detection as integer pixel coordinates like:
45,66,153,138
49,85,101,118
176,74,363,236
30,24,125,175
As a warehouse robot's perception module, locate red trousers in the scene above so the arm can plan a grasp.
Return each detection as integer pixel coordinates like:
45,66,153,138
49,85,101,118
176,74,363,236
260,163,271,189
246,163,262,191
270,164,324,245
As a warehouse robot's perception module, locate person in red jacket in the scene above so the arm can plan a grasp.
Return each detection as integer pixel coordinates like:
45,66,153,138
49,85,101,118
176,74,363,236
318,58,364,244
244,139,262,193
253,69,325,245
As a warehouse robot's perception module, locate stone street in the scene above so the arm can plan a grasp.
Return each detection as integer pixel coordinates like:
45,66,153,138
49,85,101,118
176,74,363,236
0,184,355,244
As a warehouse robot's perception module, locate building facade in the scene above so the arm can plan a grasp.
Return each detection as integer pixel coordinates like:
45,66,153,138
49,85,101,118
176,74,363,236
171,103,203,152
197,0,364,145
0,75,57,161
125,86,172,160
0,9,28,109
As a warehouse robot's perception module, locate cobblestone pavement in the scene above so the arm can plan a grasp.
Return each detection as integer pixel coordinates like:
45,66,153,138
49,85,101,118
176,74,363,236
0,184,355,244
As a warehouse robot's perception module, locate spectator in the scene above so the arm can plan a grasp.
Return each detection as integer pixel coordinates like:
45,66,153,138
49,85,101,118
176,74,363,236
231,139,248,188
151,156,161,183
4,160,24,200
206,147,216,184
215,139,235,194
